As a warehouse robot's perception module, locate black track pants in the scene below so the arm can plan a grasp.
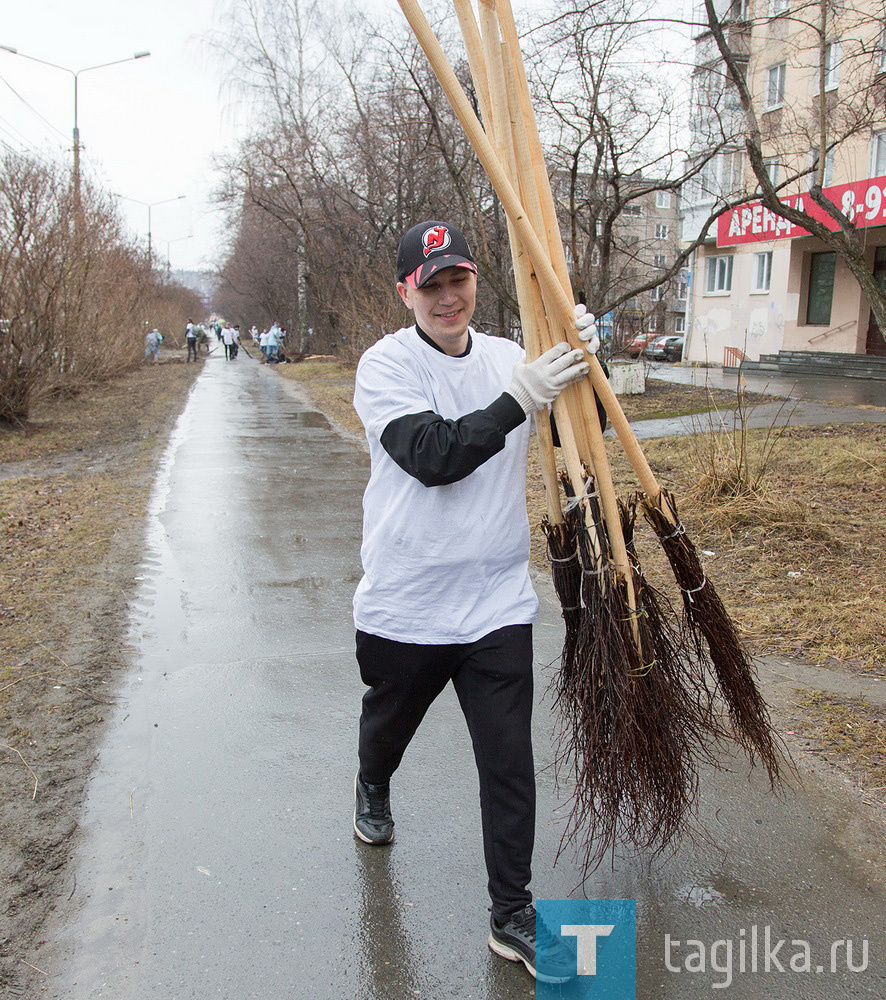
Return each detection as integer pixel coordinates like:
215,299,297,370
356,624,535,919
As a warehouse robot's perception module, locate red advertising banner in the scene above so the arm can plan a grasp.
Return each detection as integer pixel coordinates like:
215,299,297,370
716,174,886,246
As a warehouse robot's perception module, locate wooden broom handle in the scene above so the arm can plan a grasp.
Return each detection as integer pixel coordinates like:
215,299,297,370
493,0,573,295
452,0,492,128
487,24,633,592
396,0,665,508
463,0,583,525
473,5,625,590
453,3,600,540
491,0,669,513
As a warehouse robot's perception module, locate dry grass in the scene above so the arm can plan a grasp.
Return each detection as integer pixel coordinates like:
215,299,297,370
603,424,886,671
1,475,140,664
797,691,886,792
0,359,201,704
0,354,194,464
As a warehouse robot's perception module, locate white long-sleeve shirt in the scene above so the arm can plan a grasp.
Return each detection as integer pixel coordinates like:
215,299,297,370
352,326,537,644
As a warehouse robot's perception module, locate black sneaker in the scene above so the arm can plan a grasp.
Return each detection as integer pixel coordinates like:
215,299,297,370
488,903,576,983
353,771,395,845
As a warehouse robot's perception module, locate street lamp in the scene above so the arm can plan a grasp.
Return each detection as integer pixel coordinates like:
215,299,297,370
115,194,186,268
160,234,194,274
0,46,150,207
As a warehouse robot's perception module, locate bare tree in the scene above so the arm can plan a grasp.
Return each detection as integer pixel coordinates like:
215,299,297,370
0,150,203,424
214,0,757,357
213,1,521,353
519,0,742,349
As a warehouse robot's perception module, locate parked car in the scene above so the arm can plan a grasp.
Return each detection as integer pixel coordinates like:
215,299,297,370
624,332,659,358
645,335,685,362
643,335,671,359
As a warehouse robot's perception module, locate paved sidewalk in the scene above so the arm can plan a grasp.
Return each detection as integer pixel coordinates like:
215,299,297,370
621,397,886,440
644,361,886,407
612,362,886,440
42,357,885,999
757,654,886,707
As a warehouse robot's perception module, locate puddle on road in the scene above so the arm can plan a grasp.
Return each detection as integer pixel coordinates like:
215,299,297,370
284,410,331,429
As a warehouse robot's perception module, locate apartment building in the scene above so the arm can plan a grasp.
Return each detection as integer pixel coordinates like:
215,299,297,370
611,186,688,344
681,0,886,364
552,171,685,347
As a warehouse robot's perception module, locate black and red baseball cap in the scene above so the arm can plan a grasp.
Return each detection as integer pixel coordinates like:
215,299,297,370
396,220,477,289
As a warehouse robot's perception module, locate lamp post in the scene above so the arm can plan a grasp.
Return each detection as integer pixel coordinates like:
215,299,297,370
115,194,186,269
0,46,150,209
160,234,194,275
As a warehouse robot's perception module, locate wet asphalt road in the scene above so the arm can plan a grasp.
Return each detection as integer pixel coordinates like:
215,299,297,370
44,357,883,999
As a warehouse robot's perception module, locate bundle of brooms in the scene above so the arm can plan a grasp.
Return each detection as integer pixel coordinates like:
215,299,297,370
397,0,785,873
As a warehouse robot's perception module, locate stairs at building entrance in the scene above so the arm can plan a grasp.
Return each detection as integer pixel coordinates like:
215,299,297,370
724,349,886,381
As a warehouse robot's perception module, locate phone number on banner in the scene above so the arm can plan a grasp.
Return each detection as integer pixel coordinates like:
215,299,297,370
717,174,886,246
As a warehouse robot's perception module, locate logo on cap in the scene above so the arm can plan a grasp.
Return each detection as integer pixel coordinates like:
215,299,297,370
422,225,451,257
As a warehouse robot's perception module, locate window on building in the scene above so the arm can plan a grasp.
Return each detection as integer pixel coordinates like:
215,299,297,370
724,150,745,195
806,251,836,324
770,0,790,14
880,26,886,71
655,223,670,239
653,254,667,268
595,220,604,236
705,254,733,293
656,191,672,208
753,251,773,292
651,285,664,301
763,157,780,187
694,64,720,106
674,315,686,334
648,315,658,332
872,132,886,177
677,278,689,300
698,157,716,201
766,63,786,109
623,202,643,216
823,41,841,91
810,146,835,186
590,246,601,267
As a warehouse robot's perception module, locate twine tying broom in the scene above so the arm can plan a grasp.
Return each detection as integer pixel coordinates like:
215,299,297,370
396,0,786,874
546,480,721,870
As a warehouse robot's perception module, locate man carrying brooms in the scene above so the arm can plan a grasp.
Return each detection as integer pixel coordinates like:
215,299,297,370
352,219,598,981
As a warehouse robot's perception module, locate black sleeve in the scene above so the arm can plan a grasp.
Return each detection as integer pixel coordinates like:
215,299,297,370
380,392,527,487
549,360,610,447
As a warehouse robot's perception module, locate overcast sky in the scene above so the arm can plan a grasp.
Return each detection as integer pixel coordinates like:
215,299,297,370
0,1,244,270
0,0,387,274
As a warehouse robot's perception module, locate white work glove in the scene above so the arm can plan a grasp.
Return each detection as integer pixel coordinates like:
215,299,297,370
508,342,589,415
574,303,600,355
